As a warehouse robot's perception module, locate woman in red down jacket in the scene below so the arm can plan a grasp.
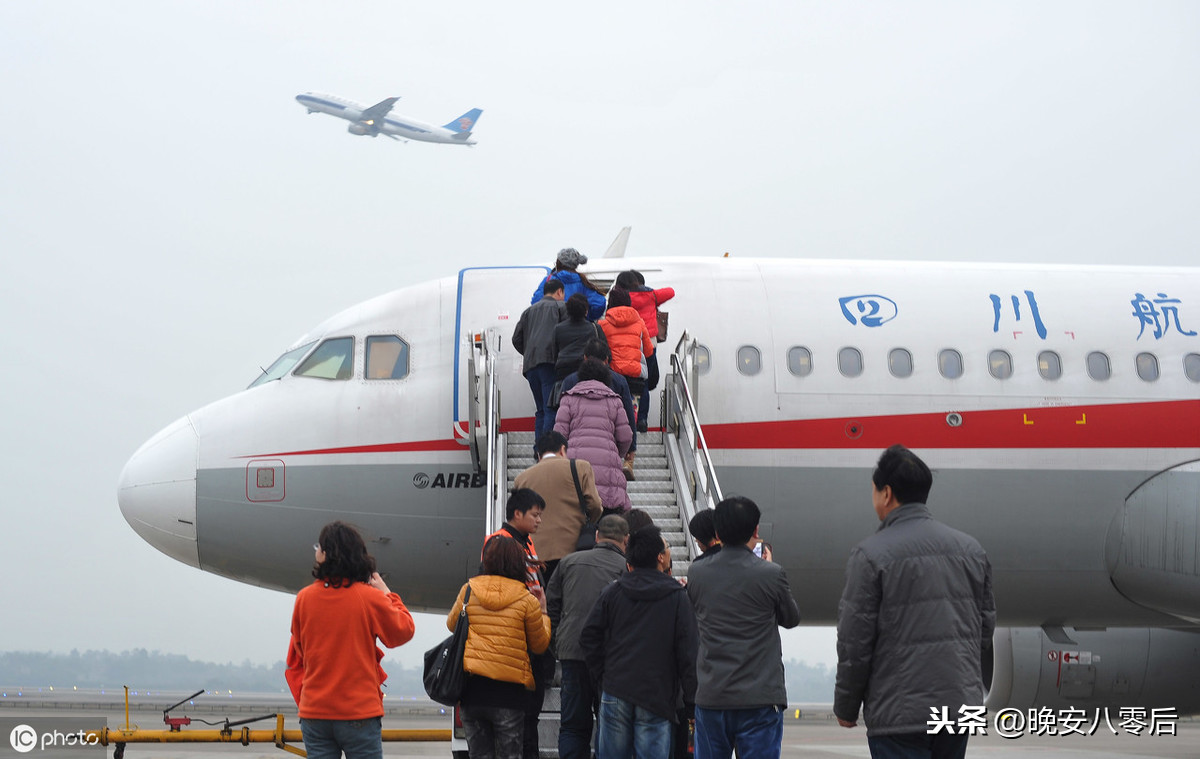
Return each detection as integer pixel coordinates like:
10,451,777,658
615,270,675,432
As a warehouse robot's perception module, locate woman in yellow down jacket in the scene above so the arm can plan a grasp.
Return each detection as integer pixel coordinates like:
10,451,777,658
448,536,551,759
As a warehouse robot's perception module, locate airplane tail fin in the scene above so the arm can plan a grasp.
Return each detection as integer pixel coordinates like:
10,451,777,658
444,108,483,139
602,227,631,259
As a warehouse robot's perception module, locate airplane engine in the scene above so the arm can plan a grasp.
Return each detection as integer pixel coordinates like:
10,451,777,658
347,123,375,137
987,627,1200,715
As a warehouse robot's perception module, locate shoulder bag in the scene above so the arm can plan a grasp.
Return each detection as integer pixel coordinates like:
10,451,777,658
422,585,471,705
571,459,598,551
654,291,669,344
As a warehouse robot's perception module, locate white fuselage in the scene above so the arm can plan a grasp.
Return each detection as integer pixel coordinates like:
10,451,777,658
295,92,477,145
119,258,1200,627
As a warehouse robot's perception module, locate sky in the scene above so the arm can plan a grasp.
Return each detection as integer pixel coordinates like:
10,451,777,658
2,2,1199,679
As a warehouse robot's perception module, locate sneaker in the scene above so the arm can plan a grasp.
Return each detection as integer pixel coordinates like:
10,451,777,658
637,420,648,433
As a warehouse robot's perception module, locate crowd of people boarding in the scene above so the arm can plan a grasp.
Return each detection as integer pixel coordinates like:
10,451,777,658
279,247,994,759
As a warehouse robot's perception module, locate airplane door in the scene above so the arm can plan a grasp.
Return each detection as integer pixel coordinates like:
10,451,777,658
452,266,549,441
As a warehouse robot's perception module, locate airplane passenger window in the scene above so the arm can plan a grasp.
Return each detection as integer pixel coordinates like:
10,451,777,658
1135,352,1159,382
1037,351,1062,380
938,349,963,379
737,345,762,376
888,348,913,378
295,337,354,380
988,350,1013,380
838,347,863,378
787,346,813,377
366,335,410,380
1086,351,1111,381
249,341,316,388
695,344,712,375
1186,353,1200,382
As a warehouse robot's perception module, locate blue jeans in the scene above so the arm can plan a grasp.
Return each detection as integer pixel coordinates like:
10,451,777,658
598,692,672,759
299,717,382,759
559,660,597,759
867,732,969,759
461,704,524,759
693,705,783,759
525,363,557,443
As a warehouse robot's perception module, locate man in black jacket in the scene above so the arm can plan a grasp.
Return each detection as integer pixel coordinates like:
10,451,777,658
546,515,630,759
580,525,698,758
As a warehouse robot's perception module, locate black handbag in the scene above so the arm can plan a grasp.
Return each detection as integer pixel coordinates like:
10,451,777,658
422,585,471,705
571,459,598,551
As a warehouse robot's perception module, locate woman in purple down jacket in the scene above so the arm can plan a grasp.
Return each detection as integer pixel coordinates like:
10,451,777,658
553,358,633,514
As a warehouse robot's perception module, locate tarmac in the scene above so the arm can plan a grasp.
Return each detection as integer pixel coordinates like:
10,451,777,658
2,695,1197,758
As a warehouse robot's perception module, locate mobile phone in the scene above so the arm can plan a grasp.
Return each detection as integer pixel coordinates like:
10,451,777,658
753,541,763,558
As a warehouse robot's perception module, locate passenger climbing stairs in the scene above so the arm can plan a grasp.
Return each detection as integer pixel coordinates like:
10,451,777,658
465,329,724,757
503,430,692,576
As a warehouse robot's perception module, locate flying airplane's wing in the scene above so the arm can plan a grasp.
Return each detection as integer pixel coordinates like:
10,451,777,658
360,97,399,124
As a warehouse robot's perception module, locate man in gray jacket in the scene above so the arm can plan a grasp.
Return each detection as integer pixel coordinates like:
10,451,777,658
512,278,566,442
687,496,801,759
835,445,996,759
546,514,629,759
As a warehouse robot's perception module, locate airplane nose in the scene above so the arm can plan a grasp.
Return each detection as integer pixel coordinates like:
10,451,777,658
118,415,200,568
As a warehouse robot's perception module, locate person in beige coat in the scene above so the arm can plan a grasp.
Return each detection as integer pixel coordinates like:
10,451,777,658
513,431,602,580
448,536,551,759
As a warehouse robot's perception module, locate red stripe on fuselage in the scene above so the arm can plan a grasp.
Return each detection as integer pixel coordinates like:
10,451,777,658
240,400,1199,458
704,399,1200,450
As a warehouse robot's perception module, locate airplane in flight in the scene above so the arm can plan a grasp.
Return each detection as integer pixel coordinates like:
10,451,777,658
295,92,482,145
119,240,1200,714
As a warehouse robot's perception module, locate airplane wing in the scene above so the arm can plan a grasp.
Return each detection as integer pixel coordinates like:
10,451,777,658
360,97,399,123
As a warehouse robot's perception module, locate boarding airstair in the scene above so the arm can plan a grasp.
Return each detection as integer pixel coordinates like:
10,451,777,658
466,329,723,756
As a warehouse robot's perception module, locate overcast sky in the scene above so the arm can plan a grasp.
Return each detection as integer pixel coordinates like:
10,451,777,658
2,2,1199,679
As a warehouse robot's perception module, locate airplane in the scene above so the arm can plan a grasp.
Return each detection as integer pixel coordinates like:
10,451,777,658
118,239,1200,714
295,92,482,145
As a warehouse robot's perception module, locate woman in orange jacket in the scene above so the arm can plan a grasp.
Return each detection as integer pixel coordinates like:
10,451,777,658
286,521,415,759
448,537,552,759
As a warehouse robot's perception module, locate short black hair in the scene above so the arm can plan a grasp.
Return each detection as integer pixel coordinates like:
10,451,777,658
565,293,589,320
607,287,631,309
536,431,568,456
624,508,654,534
506,487,545,521
713,496,760,547
872,444,933,505
688,509,716,545
627,525,665,570
578,357,611,383
583,339,611,362
543,278,565,295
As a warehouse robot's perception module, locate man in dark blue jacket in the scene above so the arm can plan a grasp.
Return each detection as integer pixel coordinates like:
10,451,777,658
580,525,698,758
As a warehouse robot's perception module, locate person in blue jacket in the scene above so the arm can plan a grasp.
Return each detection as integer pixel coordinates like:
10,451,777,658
532,248,607,321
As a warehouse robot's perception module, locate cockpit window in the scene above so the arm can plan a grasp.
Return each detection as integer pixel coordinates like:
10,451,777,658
249,341,316,388
294,337,354,380
366,335,410,379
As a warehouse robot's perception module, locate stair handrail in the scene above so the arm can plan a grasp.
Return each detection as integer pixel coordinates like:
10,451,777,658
664,331,724,559
468,329,507,536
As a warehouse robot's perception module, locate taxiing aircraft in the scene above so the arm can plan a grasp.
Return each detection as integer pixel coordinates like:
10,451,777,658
119,239,1200,713
295,92,481,145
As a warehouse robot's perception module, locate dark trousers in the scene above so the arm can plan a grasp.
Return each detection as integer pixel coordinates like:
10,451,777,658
525,363,557,444
462,704,524,759
523,650,555,759
559,659,597,759
867,732,969,759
